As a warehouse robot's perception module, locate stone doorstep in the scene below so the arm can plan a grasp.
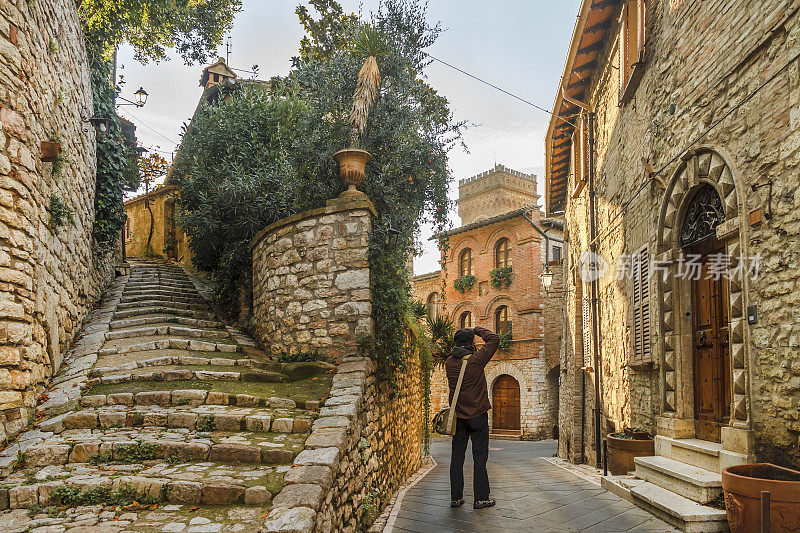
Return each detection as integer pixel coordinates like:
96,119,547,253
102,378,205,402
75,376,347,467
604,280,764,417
634,456,722,504
656,436,722,474
4,476,272,509
629,482,728,533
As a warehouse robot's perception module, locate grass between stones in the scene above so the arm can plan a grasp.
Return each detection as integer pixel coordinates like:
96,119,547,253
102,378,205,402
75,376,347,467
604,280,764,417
49,483,160,507
83,374,333,406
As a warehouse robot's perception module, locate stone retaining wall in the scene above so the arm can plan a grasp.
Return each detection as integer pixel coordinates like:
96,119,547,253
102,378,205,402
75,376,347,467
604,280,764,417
251,193,376,362
0,0,116,441
264,351,423,533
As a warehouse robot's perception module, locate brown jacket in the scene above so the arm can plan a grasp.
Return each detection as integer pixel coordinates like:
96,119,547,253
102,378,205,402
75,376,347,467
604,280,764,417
445,326,500,419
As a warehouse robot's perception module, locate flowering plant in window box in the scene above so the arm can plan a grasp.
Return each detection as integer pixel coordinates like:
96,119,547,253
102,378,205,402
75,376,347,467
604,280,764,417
453,274,476,293
498,332,512,353
490,266,513,289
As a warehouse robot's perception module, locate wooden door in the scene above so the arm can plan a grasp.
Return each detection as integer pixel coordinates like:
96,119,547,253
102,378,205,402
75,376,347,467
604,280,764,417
690,238,730,443
492,375,520,430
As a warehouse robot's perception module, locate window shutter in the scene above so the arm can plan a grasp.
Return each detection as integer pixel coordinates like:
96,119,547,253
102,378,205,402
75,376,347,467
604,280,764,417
619,3,628,94
582,295,592,368
637,0,646,61
632,245,651,362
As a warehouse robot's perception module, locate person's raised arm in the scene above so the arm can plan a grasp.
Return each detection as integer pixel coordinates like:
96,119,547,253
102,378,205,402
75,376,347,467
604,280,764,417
473,326,500,366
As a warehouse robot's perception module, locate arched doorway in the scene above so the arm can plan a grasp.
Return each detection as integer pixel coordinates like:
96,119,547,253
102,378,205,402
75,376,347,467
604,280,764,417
492,375,520,430
681,184,730,442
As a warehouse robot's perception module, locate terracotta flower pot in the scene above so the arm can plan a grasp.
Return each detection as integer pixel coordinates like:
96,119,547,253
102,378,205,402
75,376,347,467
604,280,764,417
606,433,654,475
40,141,61,163
722,463,800,533
334,148,372,192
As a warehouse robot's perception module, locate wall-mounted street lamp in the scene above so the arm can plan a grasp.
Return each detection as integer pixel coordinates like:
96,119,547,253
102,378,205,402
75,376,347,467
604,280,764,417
117,87,149,108
81,112,111,133
540,268,555,291
384,221,401,246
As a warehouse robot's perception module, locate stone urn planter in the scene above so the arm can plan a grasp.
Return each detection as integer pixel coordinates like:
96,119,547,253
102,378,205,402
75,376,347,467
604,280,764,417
40,141,61,162
722,463,800,533
606,432,654,475
334,148,372,192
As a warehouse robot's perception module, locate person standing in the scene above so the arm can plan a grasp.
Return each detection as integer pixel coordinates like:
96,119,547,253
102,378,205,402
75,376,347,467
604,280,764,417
445,326,500,509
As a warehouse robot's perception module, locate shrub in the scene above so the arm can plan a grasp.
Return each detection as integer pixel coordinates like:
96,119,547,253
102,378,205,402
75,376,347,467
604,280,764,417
276,351,324,363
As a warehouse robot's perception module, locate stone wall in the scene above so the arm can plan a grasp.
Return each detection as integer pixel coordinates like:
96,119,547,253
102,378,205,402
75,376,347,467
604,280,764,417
0,0,115,440
555,0,800,468
263,352,423,533
251,193,375,362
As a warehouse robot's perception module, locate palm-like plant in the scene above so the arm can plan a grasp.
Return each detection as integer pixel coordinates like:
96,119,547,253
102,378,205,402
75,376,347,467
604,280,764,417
428,315,455,367
349,25,388,147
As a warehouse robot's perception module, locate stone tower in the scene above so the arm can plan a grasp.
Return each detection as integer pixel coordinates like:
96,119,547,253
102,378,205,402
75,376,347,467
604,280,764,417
457,164,539,225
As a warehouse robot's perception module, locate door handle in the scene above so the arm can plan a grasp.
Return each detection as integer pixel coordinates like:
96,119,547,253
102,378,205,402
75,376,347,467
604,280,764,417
697,331,707,346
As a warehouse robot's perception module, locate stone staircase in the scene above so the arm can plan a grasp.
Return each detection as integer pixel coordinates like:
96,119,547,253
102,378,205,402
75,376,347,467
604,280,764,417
0,260,334,533
603,436,734,532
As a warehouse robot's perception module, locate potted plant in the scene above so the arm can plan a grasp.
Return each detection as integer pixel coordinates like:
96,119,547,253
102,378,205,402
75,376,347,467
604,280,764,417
490,266,513,289
722,463,800,533
453,274,476,293
334,26,387,193
606,428,654,475
498,332,512,353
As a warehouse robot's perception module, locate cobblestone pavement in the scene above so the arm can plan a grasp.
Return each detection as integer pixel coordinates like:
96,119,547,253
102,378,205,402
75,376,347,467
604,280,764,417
0,260,334,532
391,438,679,533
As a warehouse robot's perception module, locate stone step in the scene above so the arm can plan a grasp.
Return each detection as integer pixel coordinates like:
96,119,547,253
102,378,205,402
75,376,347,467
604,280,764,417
113,306,218,321
630,481,728,532
90,355,269,377
75,388,306,412
110,315,226,330
634,456,722,504
124,282,197,291
121,294,205,304
2,460,284,508
106,325,232,341
87,367,288,387
7,428,305,471
56,404,312,434
117,300,210,312
655,436,722,473
98,337,239,356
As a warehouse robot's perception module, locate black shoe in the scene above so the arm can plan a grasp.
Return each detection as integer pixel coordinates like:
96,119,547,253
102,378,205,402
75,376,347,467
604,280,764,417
473,498,496,509
450,498,464,508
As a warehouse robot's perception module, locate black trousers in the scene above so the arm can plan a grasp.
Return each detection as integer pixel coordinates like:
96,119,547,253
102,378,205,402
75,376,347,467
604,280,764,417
450,412,490,501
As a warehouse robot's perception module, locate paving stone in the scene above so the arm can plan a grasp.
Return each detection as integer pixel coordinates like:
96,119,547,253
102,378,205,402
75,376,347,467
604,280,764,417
69,442,100,463
64,411,98,430
271,418,294,433
284,465,334,487
28,444,71,466
136,391,171,406
261,448,295,465
244,486,272,505
244,415,271,432
208,444,260,464
98,411,126,428
206,392,230,405
107,393,134,405
263,507,316,533
167,412,198,429
8,485,37,509
166,481,202,503
303,428,347,450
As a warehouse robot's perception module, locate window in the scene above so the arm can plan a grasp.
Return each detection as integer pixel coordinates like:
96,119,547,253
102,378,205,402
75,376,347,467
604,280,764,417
427,293,441,322
619,0,647,103
552,245,562,262
570,111,589,198
459,311,473,329
495,238,512,268
631,245,651,363
124,217,131,242
495,305,511,335
459,248,474,277
582,296,592,368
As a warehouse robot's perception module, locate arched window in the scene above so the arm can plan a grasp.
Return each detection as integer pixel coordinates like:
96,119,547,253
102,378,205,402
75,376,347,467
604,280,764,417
459,248,474,277
427,293,441,321
495,238,512,268
459,311,472,329
495,305,511,335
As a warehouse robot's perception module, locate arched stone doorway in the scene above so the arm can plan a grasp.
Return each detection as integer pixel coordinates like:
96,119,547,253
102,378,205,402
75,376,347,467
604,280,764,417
492,374,520,431
656,148,749,445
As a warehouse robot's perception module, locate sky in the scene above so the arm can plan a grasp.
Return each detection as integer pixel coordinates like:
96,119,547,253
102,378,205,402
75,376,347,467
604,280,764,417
116,0,581,275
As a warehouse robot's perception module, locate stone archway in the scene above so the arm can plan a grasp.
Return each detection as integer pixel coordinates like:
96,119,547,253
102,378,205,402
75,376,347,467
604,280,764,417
656,149,749,440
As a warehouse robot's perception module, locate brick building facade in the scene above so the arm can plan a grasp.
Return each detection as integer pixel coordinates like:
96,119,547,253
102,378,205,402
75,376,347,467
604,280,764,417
412,165,563,439
545,0,800,528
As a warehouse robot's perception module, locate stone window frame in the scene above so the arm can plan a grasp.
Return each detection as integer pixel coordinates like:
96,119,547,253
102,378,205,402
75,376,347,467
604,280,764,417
426,292,441,322
459,311,473,329
495,305,512,335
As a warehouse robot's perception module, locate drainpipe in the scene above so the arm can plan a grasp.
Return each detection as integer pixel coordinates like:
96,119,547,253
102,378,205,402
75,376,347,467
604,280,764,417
587,111,604,468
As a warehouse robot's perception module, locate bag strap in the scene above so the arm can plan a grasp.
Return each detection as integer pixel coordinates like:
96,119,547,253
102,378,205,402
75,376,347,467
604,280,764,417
447,354,471,434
